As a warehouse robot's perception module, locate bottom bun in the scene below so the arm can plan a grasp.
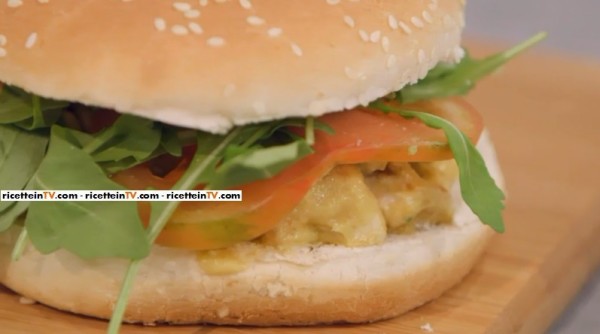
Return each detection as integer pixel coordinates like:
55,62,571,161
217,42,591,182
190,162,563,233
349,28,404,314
0,132,503,326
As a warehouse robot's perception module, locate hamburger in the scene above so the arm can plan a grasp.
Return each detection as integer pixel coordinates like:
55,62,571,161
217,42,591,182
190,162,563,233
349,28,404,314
0,0,543,332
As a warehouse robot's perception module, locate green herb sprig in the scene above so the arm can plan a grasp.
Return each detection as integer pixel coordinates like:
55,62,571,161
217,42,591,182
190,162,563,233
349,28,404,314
398,32,547,103
107,129,242,333
370,101,505,232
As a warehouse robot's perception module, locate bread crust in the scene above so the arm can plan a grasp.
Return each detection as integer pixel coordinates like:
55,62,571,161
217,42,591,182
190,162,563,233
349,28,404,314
0,223,492,325
0,133,503,326
0,0,465,133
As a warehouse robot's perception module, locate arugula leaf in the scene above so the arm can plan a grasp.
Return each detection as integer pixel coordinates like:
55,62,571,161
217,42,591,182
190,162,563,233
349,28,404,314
305,117,315,145
160,127,183,157
0,85,68,128
0,125,48,213
49,118,163,174
208,140,313,189
83,115,161,162
372,102,505,232
108,128,242,334
0,87,34,123
25,127,150,259
11,228,29,261
109,122,323,333
0,178,34,232
0,200,28,232
398,32,547,103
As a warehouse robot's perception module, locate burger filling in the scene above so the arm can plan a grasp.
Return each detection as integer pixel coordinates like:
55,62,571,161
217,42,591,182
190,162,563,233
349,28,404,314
1,36,546,270
194,160,458,275
0,86,492,257
261,160,457,247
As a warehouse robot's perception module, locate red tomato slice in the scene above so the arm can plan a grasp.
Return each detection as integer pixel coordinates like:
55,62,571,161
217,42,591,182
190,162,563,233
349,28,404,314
112,97,483,250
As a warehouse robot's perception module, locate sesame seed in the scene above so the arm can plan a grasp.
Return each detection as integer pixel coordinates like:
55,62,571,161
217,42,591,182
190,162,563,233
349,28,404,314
388,15,398,30
343,15,355,28
239,0,252,9
207,36,225,47
188,22,203,34
7,0,23,8
173,2,192,11
0,35,6,46
246,15,265,26
423,10,433,23
381,36,390,52
290,43,303,56
411,16,425,28
25,33,37,49
154,18,167,31
267,27,282,37
0,48,6,58
369,30,381,43
358,29,369,42
171,25,189,35
38,0,49,3
344,67,364,80
398,20,413,34
326,0,341,4
184,10,201,18
199,0,208,6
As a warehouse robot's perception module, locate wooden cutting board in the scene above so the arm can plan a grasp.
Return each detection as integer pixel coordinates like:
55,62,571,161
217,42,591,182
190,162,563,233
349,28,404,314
1,43,599,334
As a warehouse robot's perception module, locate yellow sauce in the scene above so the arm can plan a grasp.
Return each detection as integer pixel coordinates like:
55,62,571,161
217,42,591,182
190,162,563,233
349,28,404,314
196,247,253,275
195,160,458,275
260,165,386,247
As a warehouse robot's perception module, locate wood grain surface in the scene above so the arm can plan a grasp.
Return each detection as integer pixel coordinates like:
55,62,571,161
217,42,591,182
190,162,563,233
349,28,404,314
1,43,599,334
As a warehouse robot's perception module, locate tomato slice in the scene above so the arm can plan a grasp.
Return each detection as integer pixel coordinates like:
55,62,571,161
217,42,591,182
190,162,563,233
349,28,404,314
111,97,483,250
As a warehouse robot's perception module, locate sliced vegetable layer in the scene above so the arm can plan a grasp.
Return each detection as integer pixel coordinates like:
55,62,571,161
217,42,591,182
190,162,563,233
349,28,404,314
112,97,483,250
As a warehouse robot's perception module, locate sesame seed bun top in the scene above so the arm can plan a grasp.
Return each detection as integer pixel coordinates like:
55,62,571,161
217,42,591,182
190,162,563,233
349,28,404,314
0,0,466,133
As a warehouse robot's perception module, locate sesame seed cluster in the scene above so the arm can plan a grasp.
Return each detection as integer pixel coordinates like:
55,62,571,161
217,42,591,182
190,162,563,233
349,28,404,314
1,0,460,62
0,0,465,134
2,0,48,56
